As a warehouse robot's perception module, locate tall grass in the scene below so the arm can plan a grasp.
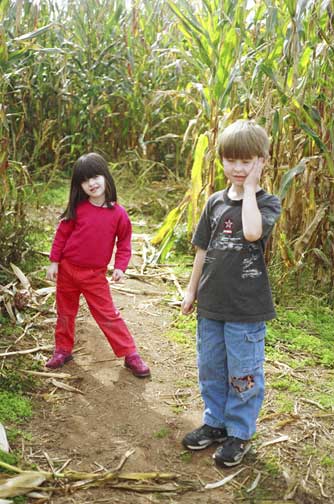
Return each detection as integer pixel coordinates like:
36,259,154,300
0,0,333,294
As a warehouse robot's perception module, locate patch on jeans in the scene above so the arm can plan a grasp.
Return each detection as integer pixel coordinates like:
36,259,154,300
231,375,255,393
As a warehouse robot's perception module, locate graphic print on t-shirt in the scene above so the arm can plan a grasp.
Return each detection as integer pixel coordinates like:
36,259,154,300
223,218,233,235
210,213,243,252
241,251,262,279
209,212,263,279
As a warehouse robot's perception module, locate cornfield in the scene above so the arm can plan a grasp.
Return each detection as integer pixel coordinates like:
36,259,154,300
1,0,333,295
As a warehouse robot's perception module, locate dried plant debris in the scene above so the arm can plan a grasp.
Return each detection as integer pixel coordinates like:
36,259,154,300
0,460,198,499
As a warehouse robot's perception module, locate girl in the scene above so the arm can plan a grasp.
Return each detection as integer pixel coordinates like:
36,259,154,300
46,152,150,378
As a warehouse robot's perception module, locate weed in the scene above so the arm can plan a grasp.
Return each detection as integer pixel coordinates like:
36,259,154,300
0,365,38,394
0,449,18,471
0,392,32,423
270,377,303,393
154,427,170,439
268,302,334,368
175,378,196,388
262,456,280,476
311,392,334,409
171,405,183,414
321,455,334,467
7,428,32,443
166,314,196,348
167,330,191,346
13,497,27,504
274,393,294,414
179,451,192,463
302,445,318,457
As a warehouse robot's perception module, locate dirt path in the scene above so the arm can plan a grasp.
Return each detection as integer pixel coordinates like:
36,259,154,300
26,237,333,503
29,245,241,503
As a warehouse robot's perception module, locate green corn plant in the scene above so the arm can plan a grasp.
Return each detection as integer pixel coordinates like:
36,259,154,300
152,0,250,252
152,0,334,295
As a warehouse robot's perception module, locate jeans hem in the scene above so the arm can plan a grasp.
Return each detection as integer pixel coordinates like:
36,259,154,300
226,429,253,440
203,415,225,429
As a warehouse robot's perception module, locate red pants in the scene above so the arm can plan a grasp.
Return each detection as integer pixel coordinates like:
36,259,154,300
54,259,137,357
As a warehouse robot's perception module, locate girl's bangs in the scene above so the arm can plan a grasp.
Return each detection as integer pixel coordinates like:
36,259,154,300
74,161,103,183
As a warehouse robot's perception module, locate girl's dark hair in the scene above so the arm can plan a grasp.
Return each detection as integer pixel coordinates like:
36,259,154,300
61,153,117,220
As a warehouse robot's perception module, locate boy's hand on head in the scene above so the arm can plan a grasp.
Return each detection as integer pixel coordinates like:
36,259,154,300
112,268,124,282
244,157,264,190
46,262,58,281
181,290,196,315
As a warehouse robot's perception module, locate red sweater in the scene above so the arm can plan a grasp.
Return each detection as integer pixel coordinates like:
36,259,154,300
50,201,132,271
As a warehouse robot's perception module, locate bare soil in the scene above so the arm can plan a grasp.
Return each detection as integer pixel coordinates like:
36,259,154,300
26,242,333,504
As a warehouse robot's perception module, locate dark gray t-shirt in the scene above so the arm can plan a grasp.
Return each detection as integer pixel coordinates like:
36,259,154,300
192,189,281,322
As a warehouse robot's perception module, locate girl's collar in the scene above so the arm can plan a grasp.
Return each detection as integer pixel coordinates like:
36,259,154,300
87,200,116,208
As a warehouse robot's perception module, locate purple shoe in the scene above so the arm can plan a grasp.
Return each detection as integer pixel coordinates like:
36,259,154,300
124,353,151,378
46,351,73,369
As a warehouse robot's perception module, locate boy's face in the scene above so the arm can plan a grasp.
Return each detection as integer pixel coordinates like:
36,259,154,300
222,156,264,187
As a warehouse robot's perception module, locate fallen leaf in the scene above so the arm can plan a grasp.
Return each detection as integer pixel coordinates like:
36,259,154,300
204,468,246,489
50,379,84,394
0,472,46,498
10,264,31,290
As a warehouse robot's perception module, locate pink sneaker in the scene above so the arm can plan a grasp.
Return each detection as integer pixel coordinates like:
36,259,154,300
124,353,151,378
46,351,73,369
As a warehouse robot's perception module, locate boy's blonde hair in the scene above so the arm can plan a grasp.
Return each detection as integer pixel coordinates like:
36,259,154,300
218,119,270,160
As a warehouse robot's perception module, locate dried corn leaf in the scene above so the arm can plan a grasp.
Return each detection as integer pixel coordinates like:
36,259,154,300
0,424,9,453
204,467,246,489
34,287,56,296
0,346,53,358
50,379,83,394
258,435,289,449
10,264,31,290
0,472,46,498
22,370,73,379
294,204,327,255
246,472,261,493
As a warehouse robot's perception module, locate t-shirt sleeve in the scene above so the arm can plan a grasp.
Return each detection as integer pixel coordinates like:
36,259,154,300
260,195,281,240
191,200,212,250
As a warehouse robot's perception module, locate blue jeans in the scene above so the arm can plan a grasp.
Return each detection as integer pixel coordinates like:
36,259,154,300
197,317,266,440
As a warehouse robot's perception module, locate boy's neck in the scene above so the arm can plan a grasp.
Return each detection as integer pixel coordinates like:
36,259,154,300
228,184,262,200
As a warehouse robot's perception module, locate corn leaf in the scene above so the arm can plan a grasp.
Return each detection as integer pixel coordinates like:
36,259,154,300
10,264,31,290
278,162,305,200
13,23,54,42
0,472,46,498
189,134,208,230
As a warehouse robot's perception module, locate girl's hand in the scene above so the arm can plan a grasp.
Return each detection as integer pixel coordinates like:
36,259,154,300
47,262,58,281
244,157,264,190
181,290,196,315
112,269,124,282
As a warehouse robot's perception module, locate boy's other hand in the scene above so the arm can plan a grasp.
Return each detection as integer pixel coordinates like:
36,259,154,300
46,262,58,281
244,157,264,190
181,291,196,315
112,268,124,282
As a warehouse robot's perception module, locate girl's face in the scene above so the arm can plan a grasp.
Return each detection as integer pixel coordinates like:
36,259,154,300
81,175,106,203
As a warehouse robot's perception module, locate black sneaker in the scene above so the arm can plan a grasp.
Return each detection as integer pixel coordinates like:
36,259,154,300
213,436,251,467
182,424,227,450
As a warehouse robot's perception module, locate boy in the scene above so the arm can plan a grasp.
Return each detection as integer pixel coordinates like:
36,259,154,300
181,119,281,467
